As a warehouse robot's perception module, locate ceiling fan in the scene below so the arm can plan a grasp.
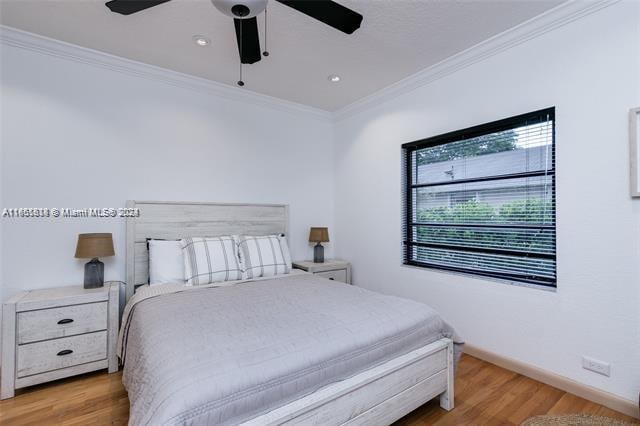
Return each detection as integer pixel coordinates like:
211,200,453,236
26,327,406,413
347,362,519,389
104,0,363,86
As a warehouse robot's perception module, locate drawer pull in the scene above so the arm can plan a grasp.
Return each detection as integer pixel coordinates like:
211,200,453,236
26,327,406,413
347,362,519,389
57,318,74,325
57,349,73,356
329,278,335,280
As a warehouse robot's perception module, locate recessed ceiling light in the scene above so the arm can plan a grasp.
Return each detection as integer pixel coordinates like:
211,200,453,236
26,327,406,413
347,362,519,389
193,35,210,47
328,74,341,83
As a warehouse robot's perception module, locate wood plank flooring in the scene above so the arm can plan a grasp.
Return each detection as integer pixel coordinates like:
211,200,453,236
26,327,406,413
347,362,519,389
0,354,637,425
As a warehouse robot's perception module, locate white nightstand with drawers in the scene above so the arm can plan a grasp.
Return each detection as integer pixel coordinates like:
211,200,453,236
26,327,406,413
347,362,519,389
292,259,352,284
1,283,119,399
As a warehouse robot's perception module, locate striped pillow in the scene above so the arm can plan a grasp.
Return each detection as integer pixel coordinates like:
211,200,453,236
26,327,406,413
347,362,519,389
238,235,292,279
180,236,243,286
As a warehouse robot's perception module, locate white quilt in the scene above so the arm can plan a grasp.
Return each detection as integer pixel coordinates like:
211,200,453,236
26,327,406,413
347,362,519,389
119,273,462,425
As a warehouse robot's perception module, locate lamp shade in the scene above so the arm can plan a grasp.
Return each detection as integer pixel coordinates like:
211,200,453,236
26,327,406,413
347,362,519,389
308,227,329,243
74,233,115,259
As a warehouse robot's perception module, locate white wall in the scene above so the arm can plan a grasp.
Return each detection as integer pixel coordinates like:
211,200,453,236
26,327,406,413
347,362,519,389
334,1,640,402
0,42,335,302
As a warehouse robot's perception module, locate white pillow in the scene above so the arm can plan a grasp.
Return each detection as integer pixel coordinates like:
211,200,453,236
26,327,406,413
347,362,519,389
238,235,292,279
277,235,292,271
181,236,243,286
148,240,185,285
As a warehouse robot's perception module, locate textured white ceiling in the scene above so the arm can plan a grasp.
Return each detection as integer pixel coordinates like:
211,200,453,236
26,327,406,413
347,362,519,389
0,0,564,111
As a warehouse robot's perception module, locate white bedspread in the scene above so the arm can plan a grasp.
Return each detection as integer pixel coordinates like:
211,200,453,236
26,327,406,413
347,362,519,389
119,273,461,425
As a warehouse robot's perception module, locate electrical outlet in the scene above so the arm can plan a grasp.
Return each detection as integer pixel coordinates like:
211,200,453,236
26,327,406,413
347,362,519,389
582,356,611,377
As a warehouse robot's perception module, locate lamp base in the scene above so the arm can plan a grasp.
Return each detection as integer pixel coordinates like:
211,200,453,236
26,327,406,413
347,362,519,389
84,258,104,289
313,243,325,263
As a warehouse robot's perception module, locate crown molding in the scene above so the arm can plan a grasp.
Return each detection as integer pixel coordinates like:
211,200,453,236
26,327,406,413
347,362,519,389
333,0,619,121
0,1,618,123
0,25,332,121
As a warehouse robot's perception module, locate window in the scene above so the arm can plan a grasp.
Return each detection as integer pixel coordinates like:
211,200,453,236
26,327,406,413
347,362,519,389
402,108,556,287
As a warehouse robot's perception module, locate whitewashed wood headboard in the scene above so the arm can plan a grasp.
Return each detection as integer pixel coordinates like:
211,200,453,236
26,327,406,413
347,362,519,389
125,200,289,300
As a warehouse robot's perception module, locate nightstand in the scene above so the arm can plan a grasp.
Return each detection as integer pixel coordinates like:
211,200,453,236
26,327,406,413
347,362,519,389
292,259,352,284
1,283,119,399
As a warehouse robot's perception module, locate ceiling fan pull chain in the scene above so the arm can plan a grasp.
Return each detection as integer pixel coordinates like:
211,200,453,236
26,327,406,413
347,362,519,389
237,20,245,87
263,6,269,57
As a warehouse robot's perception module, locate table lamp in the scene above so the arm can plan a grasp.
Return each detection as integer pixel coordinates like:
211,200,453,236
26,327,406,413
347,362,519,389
309,227,329,263
75,233,115,289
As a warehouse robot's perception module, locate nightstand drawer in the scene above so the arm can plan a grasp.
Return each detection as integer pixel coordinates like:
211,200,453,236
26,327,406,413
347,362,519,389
17,331,107,378
316,269,348,283
17,302,108,344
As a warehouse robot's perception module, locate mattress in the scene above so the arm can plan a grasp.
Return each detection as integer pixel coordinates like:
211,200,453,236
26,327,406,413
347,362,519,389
119,272,461,425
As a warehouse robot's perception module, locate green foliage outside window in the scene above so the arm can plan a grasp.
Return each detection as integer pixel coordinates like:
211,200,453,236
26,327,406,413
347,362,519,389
415,198,554,254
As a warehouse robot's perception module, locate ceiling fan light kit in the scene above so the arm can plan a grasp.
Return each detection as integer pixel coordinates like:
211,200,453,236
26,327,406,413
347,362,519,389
105,0,362,87
212,0,268,19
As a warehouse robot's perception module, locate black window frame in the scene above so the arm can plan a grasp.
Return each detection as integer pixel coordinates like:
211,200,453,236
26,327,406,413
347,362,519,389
402,107,556,288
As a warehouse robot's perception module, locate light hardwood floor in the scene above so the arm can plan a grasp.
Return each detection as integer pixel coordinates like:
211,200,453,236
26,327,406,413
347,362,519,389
0,354,637,425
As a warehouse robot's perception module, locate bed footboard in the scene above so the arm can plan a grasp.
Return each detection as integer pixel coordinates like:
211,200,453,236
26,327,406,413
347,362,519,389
242,338,455,426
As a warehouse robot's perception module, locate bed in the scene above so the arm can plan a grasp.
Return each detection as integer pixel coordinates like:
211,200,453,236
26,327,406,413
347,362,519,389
121,201,461,425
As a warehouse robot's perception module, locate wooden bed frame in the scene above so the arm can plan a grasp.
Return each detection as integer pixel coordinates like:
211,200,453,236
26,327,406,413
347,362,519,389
125,200,454,425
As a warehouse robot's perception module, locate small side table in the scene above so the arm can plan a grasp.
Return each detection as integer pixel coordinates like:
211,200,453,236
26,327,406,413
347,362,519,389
1,283,119,399
292,259,352,284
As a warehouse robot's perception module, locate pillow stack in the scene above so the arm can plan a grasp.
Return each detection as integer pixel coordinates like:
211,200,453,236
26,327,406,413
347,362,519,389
147,235,292,286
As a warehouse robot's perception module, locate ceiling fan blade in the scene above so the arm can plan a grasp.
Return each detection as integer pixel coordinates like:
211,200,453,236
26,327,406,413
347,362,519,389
105,0,172,15
234,18,261,64
275,0,362,34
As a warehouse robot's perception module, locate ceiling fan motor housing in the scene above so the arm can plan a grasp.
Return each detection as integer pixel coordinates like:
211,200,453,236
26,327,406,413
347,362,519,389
212,0,268,19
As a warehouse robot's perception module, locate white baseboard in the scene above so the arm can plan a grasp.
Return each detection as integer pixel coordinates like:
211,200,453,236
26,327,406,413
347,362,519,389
463,344,639,420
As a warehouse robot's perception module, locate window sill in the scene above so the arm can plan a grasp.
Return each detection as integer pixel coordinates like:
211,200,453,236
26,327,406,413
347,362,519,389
401,263,557,293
